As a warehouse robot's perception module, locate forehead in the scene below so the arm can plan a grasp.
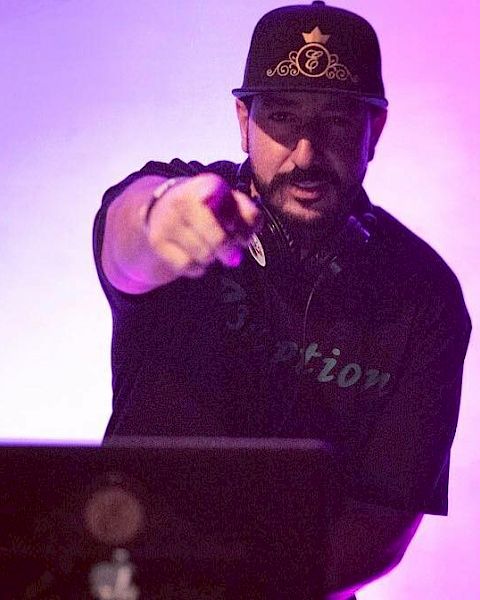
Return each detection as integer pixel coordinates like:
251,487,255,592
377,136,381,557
254,92,367,113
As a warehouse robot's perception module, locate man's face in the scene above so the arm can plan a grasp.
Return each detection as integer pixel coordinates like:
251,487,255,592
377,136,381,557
236,92,386,244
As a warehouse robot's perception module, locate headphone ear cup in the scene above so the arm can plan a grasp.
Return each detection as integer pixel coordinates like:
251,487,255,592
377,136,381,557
247,200,297,278
235,160,299,289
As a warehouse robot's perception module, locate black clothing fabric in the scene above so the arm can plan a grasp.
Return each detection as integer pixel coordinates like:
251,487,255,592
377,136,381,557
93,159,471,517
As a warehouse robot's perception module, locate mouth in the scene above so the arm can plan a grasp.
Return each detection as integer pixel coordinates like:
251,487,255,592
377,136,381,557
288,180,332,202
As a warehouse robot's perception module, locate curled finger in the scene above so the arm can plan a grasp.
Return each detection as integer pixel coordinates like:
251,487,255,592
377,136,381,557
215,241,243,268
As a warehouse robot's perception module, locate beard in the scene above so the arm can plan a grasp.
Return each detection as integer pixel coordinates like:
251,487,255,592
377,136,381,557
250,164,359,251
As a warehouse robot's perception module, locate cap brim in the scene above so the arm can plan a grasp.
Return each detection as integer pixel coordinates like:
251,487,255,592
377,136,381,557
232,87,388,108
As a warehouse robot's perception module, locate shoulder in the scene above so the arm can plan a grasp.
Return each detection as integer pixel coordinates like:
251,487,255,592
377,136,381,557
371,206,469,317
366,206,472,360
99,159,240,207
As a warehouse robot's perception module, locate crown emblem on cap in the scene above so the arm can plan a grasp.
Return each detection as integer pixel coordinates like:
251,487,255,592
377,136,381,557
266,27,359,83
302,26,330,45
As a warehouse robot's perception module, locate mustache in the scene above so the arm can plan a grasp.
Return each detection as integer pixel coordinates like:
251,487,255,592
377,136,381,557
268,167,340,194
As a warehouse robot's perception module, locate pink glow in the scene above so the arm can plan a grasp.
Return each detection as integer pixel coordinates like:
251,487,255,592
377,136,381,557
0,1,478,598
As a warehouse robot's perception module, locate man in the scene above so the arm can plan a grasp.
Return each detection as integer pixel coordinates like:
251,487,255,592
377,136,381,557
93,2,471,598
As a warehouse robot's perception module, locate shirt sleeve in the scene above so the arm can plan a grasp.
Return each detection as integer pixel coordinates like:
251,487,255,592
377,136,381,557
339,272,471,516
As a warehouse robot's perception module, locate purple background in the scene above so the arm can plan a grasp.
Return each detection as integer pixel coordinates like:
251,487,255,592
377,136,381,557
1,1,478,597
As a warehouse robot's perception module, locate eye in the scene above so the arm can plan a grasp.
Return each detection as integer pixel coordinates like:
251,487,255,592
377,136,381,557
268,112,298,124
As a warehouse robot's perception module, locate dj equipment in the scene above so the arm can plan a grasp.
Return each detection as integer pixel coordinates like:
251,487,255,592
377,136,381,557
0,437,337,599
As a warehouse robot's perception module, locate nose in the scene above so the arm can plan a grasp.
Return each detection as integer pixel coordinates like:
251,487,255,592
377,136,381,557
291,137,317,171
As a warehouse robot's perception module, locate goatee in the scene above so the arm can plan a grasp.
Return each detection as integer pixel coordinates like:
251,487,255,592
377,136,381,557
251,166,354,250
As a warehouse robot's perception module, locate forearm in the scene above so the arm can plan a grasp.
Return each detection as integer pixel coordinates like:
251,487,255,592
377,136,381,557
101,174,174,294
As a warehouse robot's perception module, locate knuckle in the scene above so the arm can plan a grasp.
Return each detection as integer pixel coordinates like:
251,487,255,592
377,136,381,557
191,245,206,263
149,222,175,249
198,243,216,265
175,255,191,272
211,227,227,247
194,173,231,200
161,246,188,273
195,172,226,188
185,264,206,279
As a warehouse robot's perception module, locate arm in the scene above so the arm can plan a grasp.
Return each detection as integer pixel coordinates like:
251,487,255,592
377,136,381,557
101,173,260,294
320,496,423,599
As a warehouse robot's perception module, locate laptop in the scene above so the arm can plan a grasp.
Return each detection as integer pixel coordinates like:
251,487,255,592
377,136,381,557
0,437,337,599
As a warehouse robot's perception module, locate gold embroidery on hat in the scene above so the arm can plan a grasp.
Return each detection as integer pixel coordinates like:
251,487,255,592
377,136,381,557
303,26,330,45
266,27,359,83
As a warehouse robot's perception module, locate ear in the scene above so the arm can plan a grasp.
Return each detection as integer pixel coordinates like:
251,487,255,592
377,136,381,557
235,98,250,154
368,108,388,161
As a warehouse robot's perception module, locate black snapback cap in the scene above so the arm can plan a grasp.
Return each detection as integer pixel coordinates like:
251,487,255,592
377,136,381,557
232,1,388,108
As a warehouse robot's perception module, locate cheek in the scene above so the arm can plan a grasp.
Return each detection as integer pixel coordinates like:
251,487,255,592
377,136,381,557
248,124,290,183
334,131,371,177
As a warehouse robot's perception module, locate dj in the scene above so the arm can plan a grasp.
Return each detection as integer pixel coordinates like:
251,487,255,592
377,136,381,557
93,2,471,598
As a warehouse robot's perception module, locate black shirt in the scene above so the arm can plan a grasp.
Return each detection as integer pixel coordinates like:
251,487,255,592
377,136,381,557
93,159,471,516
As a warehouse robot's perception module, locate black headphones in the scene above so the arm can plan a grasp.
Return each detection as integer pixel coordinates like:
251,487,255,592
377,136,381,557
235,160,377,293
